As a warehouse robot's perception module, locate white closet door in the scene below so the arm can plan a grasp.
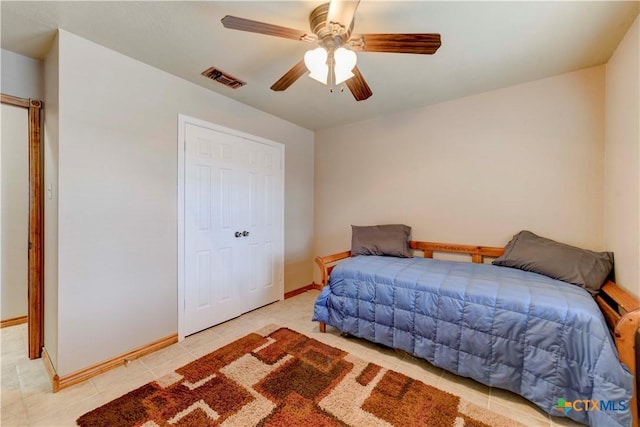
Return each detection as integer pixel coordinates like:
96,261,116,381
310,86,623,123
184,122,283,336
241,141,283,312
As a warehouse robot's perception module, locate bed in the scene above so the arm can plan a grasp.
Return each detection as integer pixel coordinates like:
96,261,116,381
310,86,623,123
312,239,640,427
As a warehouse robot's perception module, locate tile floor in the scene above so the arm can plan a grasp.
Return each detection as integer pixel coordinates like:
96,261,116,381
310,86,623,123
1,290,583,426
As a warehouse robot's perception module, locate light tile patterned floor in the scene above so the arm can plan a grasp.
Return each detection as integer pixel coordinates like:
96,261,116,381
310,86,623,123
1,290,584,426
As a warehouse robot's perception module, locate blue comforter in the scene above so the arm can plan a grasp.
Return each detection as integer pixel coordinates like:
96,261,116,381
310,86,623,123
312,256,633,426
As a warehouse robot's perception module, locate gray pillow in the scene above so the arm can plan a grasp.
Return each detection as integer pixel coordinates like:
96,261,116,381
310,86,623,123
492,230,613,294
351,224,412,258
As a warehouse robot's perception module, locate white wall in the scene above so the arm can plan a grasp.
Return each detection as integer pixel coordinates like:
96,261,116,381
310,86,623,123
1,49,44,100
44,33,60,368
315,66,606,271
1,104,29,320
47,30,314,376
604,16,640,299
0,48,44,323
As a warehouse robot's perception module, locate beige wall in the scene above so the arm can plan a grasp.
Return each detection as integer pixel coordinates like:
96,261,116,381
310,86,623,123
604,16,640,299
43,33,60,368
46,30,313,376
1,104,29,321
315,66,606,278
1,49,44,100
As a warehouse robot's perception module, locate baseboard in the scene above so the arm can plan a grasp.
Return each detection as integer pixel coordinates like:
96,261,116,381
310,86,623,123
41,347,59,392
44,333,178,393
1,315,28,328
284,283,321,299
41,286,316,392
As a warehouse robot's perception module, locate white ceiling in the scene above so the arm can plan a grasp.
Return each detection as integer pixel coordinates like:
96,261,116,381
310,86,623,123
2,1,638,130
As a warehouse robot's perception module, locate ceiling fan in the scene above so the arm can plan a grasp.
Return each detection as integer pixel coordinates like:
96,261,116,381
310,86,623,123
221,0,441,101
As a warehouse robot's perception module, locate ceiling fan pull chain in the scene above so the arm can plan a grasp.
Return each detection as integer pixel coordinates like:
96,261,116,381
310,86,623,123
327,50,336,92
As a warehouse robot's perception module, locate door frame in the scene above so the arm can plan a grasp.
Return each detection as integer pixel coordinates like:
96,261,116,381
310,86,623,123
1,93,44,359
177,114,284,340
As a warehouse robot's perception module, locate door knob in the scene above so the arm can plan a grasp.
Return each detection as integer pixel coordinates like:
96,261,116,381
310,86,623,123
242,231,250,237
235,231,242,238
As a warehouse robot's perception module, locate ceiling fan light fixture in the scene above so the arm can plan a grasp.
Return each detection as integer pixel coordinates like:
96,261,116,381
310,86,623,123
333,47,357,84
304,46,357,86
304,47,329,84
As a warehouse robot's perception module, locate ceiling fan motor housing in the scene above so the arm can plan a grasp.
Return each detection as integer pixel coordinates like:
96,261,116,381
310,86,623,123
310,3,354,50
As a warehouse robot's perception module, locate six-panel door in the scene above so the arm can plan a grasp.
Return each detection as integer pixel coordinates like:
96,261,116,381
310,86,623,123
184,123,283,336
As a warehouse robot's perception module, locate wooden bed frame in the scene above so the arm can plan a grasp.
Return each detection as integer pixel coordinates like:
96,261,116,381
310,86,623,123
315,240,640,426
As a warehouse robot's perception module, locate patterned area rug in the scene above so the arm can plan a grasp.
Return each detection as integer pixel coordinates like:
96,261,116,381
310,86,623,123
77,325,523,427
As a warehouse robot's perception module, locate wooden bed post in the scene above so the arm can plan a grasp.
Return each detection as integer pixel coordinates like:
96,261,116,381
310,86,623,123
614,311,640,426
315,256,327,333
315,251,351,334
596,280,640,427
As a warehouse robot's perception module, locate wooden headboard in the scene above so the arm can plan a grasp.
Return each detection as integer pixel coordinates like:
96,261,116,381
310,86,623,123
315,240,640,426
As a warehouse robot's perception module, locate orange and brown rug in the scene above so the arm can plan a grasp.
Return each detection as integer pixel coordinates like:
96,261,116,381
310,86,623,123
77,325,523,427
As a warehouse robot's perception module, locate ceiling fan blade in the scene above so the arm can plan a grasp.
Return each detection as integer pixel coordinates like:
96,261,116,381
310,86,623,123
270,60,307,91
345,66,372,101
221,15,317,42
350,33,441,54
327,0,360,31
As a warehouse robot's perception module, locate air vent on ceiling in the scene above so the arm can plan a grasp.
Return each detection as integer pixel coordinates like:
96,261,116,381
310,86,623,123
201,67,246,89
